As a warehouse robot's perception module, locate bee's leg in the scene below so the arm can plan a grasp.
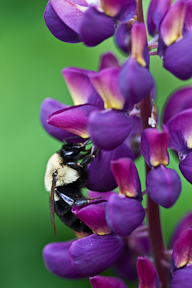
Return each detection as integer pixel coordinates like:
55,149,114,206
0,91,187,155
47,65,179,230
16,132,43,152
80,147,100,167
56,189,89,206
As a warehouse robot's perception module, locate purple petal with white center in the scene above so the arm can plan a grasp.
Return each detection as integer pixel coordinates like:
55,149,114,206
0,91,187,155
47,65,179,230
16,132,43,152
184,0,192,33
47,104,98,138
163,86,192,124
106,194,145,237
131,22,148,67
40,98,82,142
88,109,132,151
119,57,154,111
79,7,116,47
99,52,121,70
115,0,137,23
90,68,125,110
166,108,192,153
158,0,186,47
69,233,124,276
88,190,116,201
124,115,142,158
137,256,160,288
43,240,83,279
163,31,192,80
114,23,132,55
44,2,81,43
179,152,192,184
72,200,111,235
90,275,128,288
147,0,172,36
62,67,94,105
111,158,142,200
170,265,192,288
87,143,134,192
146,166,181,209
141,127,169,168
50,0,88,33
170,212,192,249
171,228,192,273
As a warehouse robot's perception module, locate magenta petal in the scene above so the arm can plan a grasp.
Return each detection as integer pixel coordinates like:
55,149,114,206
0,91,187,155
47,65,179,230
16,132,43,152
137,256,160,288
44,1,81,43
166,108,192,153
146,166,181,209
40,98,82,142
50,0,88,33
87,143,134,192
184,1,192,33
43,241,83,279
99,52,121,70
119,58,154,111
72,200,111,235
170,265,192,288
141,127,169,168
171,228,192,273
179,152,192,184
80,7,116,47
163,31,192,80
170,212,192,249
106,194,145,237
69,233,124,276
88,110,132,151
111,158,142,200
163,86,192,124
90,275,128,288
47,104,98,138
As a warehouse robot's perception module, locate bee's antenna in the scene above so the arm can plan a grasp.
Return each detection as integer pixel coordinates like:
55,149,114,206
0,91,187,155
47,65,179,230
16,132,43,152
81,138,92,148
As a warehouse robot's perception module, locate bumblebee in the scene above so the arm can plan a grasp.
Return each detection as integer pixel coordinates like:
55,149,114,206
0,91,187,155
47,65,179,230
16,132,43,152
44,139,99,235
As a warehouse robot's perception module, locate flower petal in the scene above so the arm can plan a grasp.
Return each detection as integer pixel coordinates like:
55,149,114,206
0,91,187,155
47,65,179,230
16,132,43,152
137,256,160,288
166,108,192,153
44,1,81,43
50,0,88,33
170,265,192,288
115,0,136,22
114,23,132,55
171,228,192,273
119,57,154,111
146,166,181,209
43,241,83,279
72,200,111,235
89,275,128,288
69,233,124,276
40,98,82,142
163,86,192,124
90,68,125,110
80,7,116,46
100,0,136,20
88,110,132,150
47,104,98,138
111,158,142,200
163,31,192,80
87,143,134,192
179,152,192,184
88,190,116,201
99,52,121,70
106,194,145,237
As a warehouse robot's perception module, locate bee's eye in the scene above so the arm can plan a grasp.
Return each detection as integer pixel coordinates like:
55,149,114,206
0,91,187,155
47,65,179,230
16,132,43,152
53,171,57,177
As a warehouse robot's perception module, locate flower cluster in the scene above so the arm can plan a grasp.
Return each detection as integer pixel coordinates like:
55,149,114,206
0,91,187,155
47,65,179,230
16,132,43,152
40,0,192,287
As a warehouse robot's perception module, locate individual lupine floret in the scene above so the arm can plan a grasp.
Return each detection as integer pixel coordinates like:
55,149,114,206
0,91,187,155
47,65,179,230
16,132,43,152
158,0,192,80
141,126,181,208
137,256,160,288
166,108,192,184
89,275,128,288
119,22,154,111
44,0,136,46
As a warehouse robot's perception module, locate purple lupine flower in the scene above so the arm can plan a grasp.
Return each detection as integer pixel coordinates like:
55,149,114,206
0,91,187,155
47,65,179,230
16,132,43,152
89,275,128,288
44,0,137,46
158,0,192,80
166,108,192,184
141,127,181,208
170,265,192,288
137,256,160,288
119,22,154,111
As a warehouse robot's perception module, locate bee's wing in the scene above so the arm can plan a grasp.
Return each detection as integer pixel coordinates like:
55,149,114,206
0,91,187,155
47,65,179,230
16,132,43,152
49,177,57,237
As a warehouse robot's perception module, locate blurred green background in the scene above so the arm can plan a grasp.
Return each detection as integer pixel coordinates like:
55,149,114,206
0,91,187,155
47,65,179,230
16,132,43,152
1,0,192,287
